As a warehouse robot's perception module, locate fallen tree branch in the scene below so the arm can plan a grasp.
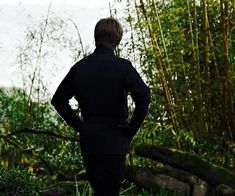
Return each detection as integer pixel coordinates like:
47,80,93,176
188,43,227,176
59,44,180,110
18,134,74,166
0,128,80,175
2,136,53,175
0,128,79,142
135,145,235,189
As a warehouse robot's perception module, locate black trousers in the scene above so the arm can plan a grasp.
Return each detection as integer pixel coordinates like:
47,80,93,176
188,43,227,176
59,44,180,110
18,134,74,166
83,154,126,196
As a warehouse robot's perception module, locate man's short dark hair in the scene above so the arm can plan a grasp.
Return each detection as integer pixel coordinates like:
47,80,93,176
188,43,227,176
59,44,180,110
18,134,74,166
94,17,123,49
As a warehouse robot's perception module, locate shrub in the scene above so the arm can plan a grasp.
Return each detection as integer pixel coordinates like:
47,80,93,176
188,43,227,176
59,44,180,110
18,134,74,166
0,167,39,195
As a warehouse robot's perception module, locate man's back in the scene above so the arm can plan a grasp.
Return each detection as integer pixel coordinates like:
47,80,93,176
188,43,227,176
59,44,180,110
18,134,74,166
52,44,150,155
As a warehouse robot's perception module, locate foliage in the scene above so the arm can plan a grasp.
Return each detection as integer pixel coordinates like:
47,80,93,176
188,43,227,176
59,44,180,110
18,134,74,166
0,87,52,131
0,167,39,195
120,184,176,196
0,86,84,186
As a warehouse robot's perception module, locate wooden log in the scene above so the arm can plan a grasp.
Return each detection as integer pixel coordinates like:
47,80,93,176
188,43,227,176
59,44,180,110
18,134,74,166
135,145,235,189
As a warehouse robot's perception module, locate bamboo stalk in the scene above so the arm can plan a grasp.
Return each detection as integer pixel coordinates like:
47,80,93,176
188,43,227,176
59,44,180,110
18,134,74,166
201,0,213,132
202,0,210,79
231,0,235,137
202,1,220,132
193,0,209,137
134,0,150,73
233,0,235,57
127,0,137,63
186,0,195,59
220,0,230,135
151,0,171,80
139,0,179,138
193,0,201,91
207,17,219,81
221,0,234,140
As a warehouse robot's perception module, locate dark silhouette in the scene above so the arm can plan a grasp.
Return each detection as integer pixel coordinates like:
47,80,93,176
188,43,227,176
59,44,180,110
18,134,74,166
51,17,150,196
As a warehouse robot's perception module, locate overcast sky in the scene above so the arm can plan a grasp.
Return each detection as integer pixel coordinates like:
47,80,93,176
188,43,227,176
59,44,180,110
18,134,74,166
0,0,115,92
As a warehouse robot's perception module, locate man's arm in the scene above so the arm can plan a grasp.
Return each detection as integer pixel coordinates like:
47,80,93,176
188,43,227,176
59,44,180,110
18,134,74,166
125,64,151,140
51,67,82,131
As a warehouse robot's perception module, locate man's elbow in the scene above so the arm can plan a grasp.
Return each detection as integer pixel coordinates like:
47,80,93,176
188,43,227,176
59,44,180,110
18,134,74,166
135,88,151,108
144,87,151,105
51,95,58,108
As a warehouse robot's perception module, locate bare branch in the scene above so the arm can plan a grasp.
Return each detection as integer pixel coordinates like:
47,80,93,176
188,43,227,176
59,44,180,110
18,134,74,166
0,128,79,142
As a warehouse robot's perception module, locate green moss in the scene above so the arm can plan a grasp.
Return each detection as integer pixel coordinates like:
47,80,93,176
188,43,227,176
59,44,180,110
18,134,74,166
135,145,235,189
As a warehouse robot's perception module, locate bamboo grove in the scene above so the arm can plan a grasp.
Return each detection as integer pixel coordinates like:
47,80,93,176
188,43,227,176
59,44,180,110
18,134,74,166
115,0,234,169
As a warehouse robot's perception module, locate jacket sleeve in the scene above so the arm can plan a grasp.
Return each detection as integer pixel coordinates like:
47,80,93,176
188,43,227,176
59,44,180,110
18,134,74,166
51,67,82,131
124,64,151,139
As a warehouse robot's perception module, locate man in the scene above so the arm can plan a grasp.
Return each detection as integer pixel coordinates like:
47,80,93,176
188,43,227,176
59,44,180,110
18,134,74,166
51,17,150,196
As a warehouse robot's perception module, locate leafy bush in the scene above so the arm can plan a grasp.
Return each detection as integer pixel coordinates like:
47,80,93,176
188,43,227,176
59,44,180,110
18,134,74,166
0,168,39,195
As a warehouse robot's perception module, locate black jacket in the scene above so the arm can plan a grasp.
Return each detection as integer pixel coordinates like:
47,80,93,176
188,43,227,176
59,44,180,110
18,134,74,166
51,45,150,155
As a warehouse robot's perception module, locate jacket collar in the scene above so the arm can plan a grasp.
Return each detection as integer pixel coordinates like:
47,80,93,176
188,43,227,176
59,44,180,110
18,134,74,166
94,45,115,55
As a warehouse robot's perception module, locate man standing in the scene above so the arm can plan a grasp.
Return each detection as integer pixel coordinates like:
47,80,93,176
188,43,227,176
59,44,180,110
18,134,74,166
51,18,150,196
